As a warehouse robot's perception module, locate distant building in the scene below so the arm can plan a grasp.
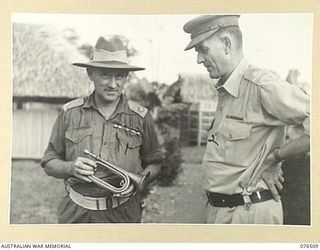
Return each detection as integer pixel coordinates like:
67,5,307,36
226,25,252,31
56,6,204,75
12,23,91,159
173,73,218,103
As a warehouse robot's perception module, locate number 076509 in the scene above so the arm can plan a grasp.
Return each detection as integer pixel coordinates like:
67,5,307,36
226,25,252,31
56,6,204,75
300,244,319,248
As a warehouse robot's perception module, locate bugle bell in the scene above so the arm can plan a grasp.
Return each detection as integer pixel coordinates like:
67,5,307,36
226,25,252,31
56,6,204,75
84,149,150,196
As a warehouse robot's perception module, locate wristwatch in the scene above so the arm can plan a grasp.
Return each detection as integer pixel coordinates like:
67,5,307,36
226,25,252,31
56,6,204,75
273,147,283,162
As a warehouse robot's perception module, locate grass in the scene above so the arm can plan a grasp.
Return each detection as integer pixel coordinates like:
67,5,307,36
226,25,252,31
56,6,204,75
10,160,65,224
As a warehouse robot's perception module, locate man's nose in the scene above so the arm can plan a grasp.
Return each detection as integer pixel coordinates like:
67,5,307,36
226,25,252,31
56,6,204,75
197,53,204,64
107,77,117,88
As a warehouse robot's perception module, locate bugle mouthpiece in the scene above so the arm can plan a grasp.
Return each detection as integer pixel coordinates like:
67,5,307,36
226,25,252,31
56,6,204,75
83,149,97,159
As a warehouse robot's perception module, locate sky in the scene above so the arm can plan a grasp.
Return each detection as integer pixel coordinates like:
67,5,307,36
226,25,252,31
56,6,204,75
12,13,313,85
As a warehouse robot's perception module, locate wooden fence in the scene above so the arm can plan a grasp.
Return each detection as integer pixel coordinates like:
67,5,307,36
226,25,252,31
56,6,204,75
12,109,59,159
180,101,217,146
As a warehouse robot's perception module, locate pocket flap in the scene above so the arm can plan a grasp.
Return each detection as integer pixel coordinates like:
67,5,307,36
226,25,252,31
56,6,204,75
116,131,142,149
218,120,251,141
65,127,93,143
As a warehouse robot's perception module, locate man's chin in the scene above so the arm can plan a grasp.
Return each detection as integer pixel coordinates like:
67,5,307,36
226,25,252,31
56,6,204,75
101,94,120,104
208,72,220,79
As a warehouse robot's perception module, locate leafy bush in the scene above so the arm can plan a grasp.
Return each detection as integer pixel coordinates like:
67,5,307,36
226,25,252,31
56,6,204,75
157,138,183,186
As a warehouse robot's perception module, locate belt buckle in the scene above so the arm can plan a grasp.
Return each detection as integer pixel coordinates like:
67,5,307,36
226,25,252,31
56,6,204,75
242,195,252,210
95,197,113,210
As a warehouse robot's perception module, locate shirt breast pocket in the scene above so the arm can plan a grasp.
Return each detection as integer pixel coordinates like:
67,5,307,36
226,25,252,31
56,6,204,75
218,120,252,164
65,127,93,160
116,131,143,172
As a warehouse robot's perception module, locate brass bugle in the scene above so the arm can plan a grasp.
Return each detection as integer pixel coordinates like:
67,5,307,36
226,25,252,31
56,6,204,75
84,149,150,196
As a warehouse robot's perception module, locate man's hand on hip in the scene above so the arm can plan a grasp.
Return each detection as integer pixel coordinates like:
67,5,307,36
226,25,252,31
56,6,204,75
261,153,285,201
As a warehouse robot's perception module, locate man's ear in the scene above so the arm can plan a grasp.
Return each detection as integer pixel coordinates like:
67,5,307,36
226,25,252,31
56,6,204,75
221,35,232,55
86,68,93,80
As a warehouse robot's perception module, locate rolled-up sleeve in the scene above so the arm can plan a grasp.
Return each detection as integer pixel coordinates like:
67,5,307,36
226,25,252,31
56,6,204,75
140,112,165,168
40,111,66,167
259,73,310,136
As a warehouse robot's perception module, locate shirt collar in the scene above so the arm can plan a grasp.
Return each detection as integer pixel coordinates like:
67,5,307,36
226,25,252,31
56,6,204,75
82,92,130,115
82,92,97,109
216,57,249,97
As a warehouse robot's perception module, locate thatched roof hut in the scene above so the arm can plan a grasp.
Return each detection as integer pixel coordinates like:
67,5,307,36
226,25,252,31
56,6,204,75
13,23,92,103
165,73,218,103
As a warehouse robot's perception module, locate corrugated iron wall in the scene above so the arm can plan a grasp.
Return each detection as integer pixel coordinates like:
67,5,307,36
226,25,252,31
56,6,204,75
12,110,59,159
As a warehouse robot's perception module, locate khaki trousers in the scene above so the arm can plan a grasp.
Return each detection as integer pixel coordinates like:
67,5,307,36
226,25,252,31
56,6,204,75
206,199,283,224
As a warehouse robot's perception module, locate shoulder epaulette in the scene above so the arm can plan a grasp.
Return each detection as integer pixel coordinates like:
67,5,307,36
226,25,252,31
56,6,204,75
244,67,278,86
128,100,148,118
63,97,84,112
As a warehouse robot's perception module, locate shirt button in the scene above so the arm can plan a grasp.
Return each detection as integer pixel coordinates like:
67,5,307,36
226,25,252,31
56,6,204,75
219,106,223,111
228,134,232,139
104,142,107,145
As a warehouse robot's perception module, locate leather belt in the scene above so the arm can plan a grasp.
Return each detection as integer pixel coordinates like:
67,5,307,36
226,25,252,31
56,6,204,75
206,190,274,208
68,186,129,211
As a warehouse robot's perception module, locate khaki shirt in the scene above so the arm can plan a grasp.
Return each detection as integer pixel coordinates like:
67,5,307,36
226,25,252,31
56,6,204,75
41,93,163,195
203,58,310,195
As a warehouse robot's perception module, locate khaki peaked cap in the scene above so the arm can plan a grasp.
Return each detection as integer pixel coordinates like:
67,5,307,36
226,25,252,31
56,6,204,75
183,15,240,50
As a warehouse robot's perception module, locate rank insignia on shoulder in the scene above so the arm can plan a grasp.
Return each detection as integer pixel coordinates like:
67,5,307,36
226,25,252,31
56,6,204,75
128,100,148,118
63,98,84,112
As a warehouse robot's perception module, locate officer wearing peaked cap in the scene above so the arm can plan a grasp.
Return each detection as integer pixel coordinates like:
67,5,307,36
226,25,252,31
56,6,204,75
41,36,164,223
183,15,310,224
183,15,240,51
